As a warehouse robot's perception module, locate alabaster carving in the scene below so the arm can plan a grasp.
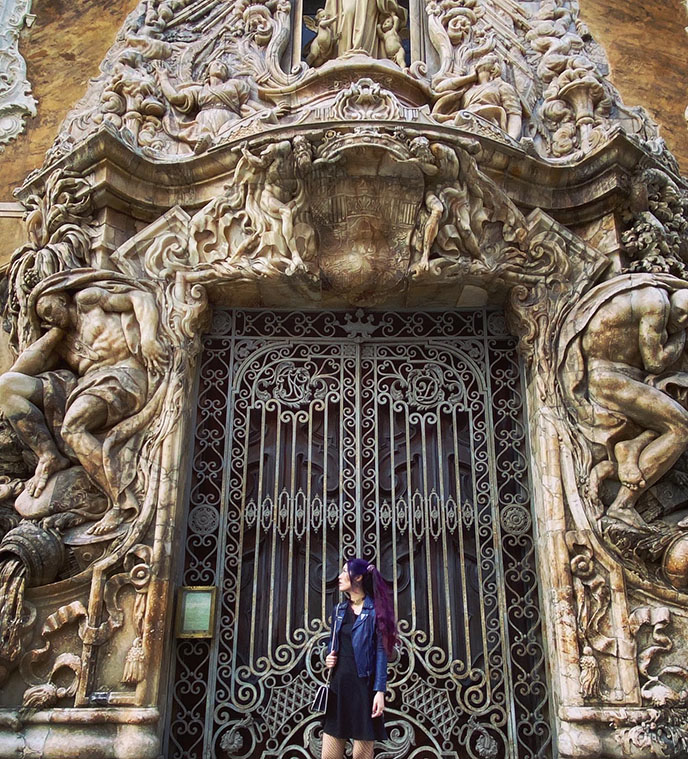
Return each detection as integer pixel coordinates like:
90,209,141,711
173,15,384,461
3,2,688,759
560,275,688,529
0,0,36,146
433,52,523,139
32,0,658,169
306,0,408,64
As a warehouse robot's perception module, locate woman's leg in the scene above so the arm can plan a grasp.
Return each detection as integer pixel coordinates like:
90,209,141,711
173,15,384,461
321,733,346,759
352,740,374,759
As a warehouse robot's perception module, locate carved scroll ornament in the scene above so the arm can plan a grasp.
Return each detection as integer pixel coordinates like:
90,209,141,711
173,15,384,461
0,0,36,146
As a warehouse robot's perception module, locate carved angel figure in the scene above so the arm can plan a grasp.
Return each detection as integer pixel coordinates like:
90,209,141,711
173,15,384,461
317,0,407,62
559,274,688,529
154,60,256,153
304,9,338,66
376,13,406,68
0,275,166,537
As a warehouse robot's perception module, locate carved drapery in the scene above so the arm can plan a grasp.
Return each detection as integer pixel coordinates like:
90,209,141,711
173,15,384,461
31,0,661,170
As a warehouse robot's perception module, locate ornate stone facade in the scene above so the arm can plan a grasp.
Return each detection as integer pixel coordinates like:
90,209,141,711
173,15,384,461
0,1,688,758
0,0,36,146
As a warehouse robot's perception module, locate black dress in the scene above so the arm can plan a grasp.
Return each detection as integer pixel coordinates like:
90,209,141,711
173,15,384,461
322,604,387,741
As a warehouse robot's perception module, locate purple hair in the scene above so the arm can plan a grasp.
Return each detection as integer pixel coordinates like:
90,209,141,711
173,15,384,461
346,557,399,656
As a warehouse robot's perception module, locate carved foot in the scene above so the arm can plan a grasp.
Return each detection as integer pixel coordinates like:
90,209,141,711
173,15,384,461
677,515,688,529
411,258,430,276
285,259,307,276
588,460,616,495
193,135,212,155
613,433,656,491
605,504,648,530
87,507,125,536
26,453,70,497
619,479,644,492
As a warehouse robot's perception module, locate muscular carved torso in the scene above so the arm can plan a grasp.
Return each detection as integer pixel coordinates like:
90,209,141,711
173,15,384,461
582,288,678,372
57,291,136,376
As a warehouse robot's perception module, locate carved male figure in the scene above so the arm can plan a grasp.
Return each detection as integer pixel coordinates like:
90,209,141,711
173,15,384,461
0,286,164,535
571,282,688,527
408,136,484,272
239,140,309,274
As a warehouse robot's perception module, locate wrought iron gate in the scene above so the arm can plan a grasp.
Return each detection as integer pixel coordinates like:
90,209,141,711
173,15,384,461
166,309,551,759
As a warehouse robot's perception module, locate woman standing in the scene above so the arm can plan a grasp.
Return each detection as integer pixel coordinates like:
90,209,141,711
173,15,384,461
322,558,399,759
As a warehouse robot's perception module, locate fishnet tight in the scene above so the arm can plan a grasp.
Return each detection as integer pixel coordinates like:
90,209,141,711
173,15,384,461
321,733,374,759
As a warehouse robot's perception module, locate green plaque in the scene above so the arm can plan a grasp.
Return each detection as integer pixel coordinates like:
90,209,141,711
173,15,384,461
176,586,216,638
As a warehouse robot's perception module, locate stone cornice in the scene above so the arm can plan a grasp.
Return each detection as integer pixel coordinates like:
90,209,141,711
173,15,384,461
15,122,671,227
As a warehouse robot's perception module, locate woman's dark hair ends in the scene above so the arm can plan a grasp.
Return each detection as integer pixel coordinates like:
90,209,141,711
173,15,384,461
346,557,399,656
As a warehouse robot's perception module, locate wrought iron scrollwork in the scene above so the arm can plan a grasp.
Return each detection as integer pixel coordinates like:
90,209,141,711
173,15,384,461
166,309,551,759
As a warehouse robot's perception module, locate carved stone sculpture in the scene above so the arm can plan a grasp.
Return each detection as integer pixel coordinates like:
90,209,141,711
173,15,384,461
154,59,256,153
407,134,527,276
0,280,165,536
4,3,688,759
559,274,688,530
0,0,36,145
317,0,407,62
433,53,523,140
187,139,316,278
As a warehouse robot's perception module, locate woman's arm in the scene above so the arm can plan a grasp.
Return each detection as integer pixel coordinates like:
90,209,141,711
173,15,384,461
371,633,388,718
326,603,341,668
373,633,388,693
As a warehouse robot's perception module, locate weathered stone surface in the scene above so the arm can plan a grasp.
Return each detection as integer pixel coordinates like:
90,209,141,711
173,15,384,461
579,0,688,171
1,2,688,758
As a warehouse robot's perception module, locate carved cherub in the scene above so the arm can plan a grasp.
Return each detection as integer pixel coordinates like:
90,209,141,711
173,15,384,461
377,13,406,68
305,9,338,67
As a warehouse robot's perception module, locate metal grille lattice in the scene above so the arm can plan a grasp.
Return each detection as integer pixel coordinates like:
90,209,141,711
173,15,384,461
166,309,551,759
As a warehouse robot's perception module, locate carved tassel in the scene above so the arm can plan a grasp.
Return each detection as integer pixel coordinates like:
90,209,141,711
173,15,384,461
579,645,601,699
122,637,145,685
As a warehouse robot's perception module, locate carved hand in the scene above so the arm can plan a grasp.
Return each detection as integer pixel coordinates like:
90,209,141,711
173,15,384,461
141,338,166,374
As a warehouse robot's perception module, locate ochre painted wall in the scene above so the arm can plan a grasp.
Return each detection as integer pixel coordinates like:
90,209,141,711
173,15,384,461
579,0,688,172
0,0,139,199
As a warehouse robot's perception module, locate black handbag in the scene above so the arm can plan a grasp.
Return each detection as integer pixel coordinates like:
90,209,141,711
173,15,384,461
312,619,336,713
311,668,331,713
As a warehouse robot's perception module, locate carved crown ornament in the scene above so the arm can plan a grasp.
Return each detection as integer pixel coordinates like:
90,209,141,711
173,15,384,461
4,2,688,759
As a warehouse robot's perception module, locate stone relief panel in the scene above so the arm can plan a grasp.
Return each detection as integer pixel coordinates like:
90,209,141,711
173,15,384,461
0,125,600,723
2,2,688,757
31,0,662,173
0,0,36,146
0,167,209,718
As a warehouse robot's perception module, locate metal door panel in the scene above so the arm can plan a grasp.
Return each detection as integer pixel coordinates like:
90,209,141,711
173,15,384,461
166,310,551,759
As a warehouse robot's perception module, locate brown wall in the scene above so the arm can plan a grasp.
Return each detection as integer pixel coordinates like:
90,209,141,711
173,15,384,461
0,0,139,200
0,0,686,196
579,0,688,173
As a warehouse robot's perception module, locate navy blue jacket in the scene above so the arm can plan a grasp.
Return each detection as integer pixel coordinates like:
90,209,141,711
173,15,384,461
330,597,388,693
